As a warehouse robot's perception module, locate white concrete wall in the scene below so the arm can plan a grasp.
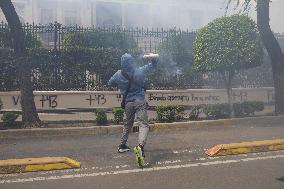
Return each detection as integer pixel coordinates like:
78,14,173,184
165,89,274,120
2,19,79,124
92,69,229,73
0,88,274,110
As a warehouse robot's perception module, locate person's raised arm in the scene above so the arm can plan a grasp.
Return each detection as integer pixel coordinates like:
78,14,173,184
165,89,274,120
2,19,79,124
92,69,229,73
108,72,119,87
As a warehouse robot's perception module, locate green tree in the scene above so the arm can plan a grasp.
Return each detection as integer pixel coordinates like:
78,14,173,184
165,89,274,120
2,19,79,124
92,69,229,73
227,0,284,114
193,14,264,116
0,0,41,127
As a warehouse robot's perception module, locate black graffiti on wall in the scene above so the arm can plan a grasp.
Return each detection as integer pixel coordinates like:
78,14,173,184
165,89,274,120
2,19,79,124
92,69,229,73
12,96,21,106
232,91,248,101
12,95,58,108
267,90,275,103
40,95,58,108
116,94,122,102
191,94,220,102
86,94,107,106
148,93,221,102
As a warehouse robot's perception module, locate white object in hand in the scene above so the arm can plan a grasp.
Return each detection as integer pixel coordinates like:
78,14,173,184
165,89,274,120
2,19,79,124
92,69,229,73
143,53,159,59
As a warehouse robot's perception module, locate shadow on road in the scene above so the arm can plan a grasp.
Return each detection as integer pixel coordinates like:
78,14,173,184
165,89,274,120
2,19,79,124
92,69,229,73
276,177,284,183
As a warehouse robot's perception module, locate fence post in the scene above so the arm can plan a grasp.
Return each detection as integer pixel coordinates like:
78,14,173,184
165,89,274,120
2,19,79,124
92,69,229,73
54,21,59,50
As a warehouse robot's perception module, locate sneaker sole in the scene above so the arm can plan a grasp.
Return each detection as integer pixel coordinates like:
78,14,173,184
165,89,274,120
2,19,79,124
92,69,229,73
118,149,130,153
134,146,144,167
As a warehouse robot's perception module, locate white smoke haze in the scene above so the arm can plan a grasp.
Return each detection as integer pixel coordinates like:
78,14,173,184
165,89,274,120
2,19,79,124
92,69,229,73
135,53,181,78
0,0,284,33
0,0,282,32
156,53,182,77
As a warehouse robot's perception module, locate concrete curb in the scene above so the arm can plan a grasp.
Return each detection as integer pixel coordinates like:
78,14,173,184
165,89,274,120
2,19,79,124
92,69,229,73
206,139,284,157
0,157,81,174
152,115,284,131
0,125,124,139
0,115,284,139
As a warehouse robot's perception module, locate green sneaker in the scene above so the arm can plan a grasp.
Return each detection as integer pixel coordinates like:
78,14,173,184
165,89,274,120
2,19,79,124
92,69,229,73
134,145,145,167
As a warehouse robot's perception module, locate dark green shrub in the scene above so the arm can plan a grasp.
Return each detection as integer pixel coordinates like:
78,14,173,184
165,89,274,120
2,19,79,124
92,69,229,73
234,101,264,117
233,102,244,117
95,109,108,125
189,105,203,121
1,112,18,127
253,101,264,111
112,107,124,124
155,105,185,123
155,106,167,122
203,101,265,119
203,104,231,120
176,106,185,120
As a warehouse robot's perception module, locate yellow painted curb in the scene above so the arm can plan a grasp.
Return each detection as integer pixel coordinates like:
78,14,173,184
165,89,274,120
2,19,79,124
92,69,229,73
0,157,81,174
206,139,284,157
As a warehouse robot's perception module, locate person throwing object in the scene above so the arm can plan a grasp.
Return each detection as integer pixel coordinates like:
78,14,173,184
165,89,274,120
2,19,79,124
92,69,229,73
108,53,158,167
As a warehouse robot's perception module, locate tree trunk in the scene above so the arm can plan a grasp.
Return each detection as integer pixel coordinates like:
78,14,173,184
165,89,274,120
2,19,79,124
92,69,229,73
257,0,284,114
0,0,41,127
272,67,284,113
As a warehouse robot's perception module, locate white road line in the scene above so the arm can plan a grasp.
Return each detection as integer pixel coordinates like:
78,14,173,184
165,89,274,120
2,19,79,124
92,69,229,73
1,154,284,184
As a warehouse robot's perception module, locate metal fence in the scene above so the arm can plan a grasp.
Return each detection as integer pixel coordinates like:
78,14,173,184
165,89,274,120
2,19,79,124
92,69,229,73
0,21,196,53
0,21,280,91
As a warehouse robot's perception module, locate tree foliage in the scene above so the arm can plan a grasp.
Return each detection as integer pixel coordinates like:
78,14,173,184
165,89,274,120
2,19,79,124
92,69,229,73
193,14,264,117
226,0,284,115
193,14,264,73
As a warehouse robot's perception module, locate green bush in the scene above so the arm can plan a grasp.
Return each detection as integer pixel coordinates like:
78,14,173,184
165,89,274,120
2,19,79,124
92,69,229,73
233,102,243,117
189,105,203,121
95,109,108,125
234,101,264,117
201,101,265,120
155,105,185,123
1,112,18,127
112,107,124,124
203,104,231,120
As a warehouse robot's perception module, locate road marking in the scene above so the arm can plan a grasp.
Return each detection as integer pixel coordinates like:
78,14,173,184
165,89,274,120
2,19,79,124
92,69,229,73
156,160,182,165
1,154,284,184
172,149,192,154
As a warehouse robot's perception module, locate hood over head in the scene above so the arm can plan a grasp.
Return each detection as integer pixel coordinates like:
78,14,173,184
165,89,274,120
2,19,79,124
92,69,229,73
121,53,135,77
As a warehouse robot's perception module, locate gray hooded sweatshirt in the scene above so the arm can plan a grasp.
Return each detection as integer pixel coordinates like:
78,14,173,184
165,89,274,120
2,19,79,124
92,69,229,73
108,53,157,103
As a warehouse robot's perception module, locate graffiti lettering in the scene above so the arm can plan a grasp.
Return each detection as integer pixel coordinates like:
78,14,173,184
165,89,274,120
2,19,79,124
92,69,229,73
40,95,58,108
191,94,220,102
267,90,275,103
149,93,220,102
12,96,20,106
232,91,248,101
167,95,190,102
86,94,107,106
116,94,122,102
148,94,167,101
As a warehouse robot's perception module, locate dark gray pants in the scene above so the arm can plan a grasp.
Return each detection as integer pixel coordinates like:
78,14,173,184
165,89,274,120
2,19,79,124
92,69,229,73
121,101,149,147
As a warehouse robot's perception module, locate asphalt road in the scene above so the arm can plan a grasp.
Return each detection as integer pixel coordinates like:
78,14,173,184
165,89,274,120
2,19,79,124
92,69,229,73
1,121,284,189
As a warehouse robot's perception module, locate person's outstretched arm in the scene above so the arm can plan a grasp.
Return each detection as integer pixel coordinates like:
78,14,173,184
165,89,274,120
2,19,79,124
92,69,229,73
108,72,119,87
